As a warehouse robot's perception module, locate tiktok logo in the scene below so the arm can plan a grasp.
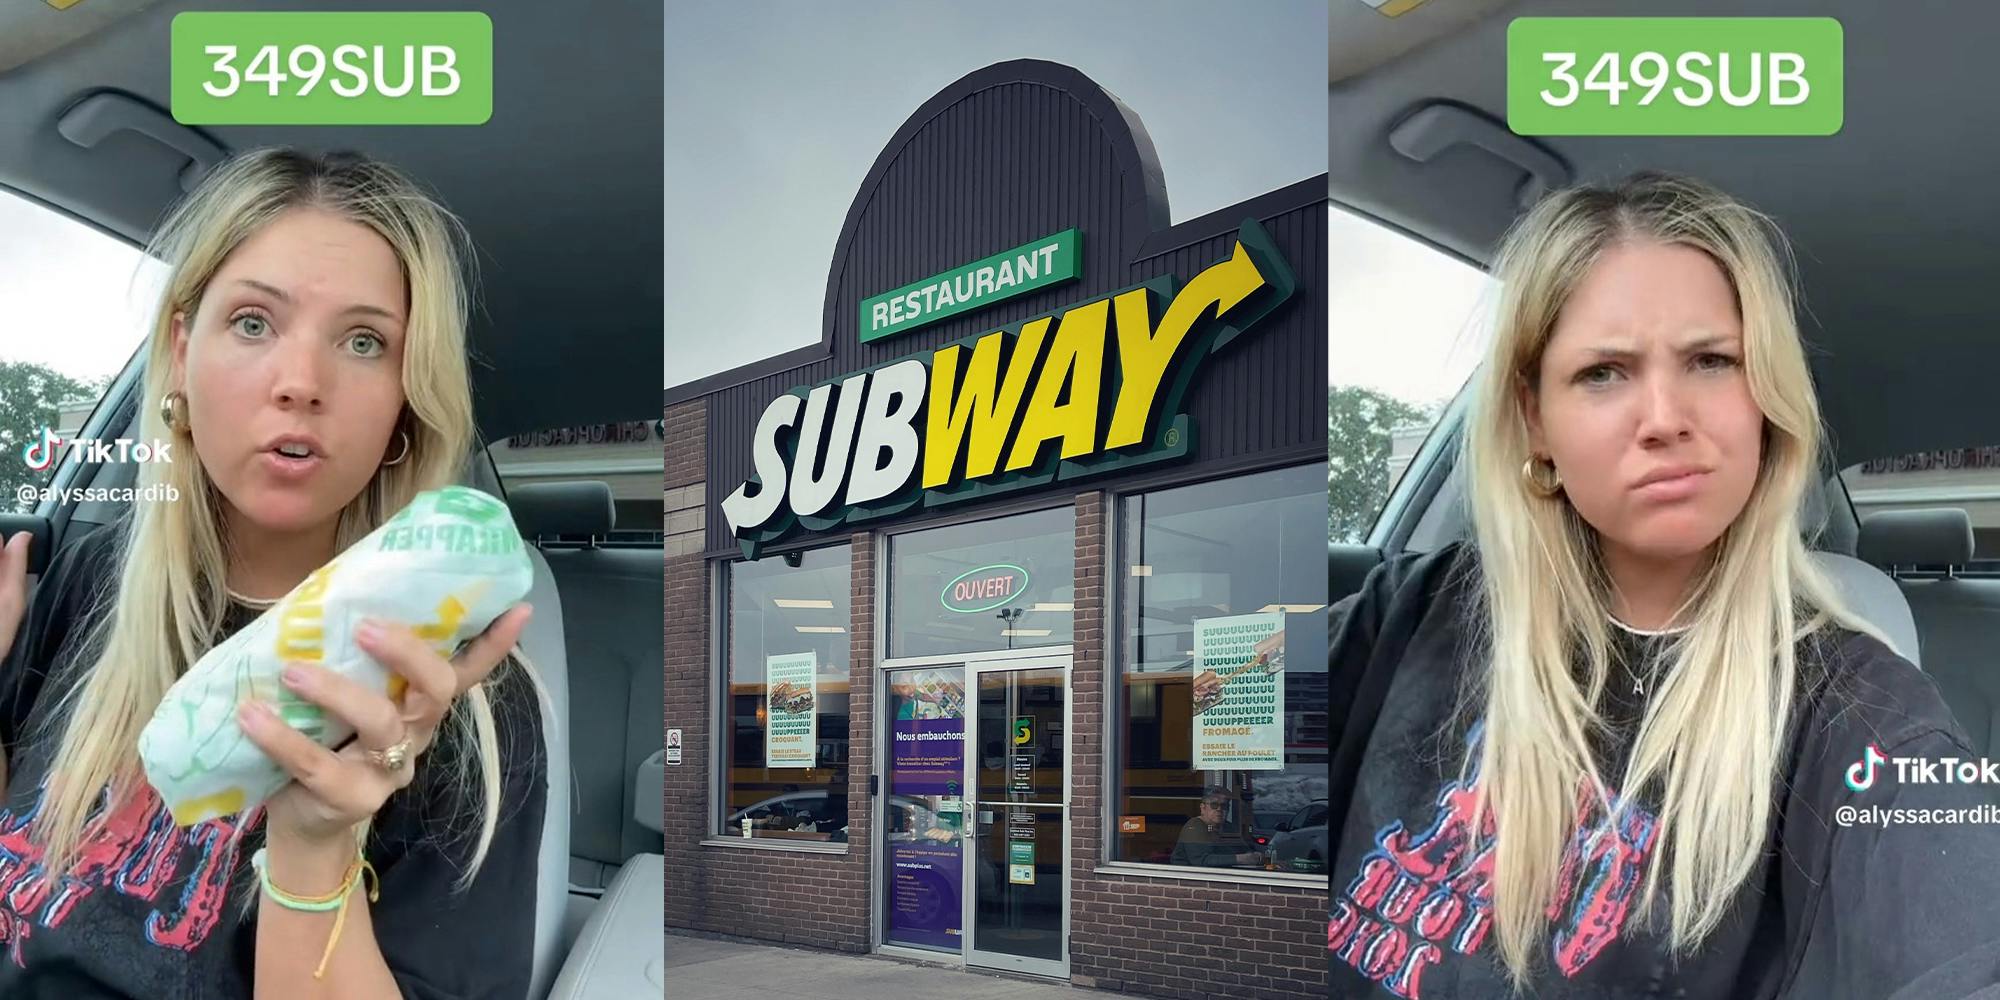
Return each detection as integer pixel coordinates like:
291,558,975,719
20,428,60,472
16,430,169,469
1845,744,1888,792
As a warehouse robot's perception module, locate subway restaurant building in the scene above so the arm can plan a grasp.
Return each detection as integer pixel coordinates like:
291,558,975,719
663,61,1328,999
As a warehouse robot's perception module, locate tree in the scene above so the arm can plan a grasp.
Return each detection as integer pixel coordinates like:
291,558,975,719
0,362,109,514
1328,385,1437,544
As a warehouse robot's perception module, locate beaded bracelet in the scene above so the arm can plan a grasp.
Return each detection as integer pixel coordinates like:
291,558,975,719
249,847,381,979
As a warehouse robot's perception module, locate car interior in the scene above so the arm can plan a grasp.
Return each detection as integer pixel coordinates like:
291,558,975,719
1326,0,2000,756
0,3,665,998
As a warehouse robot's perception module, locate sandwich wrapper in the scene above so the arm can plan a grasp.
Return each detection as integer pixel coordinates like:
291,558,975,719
138,486,533,826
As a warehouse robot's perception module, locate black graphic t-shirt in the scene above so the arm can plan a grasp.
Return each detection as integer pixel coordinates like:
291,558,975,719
0,522,546,999
1328,543,2000,1000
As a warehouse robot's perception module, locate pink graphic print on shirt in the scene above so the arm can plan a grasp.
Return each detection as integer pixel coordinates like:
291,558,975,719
1328,723,1660,998
0,780,250,965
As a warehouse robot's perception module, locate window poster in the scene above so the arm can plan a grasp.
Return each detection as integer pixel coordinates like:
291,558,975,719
1191,613,1285,770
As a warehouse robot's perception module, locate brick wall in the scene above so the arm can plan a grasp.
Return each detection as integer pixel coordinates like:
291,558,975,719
661,399,710,930
661,398,876,950
664,400,705,558
1067,492,1329,1000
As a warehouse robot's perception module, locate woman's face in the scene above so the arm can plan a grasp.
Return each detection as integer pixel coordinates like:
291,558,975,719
1527,240,1764,564
172,207,409,536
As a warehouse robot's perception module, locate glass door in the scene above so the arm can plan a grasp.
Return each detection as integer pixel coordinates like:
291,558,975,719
881,665,969,954
964,658,1068,978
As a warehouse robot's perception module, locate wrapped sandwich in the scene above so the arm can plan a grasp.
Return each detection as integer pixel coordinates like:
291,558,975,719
138,486,534,826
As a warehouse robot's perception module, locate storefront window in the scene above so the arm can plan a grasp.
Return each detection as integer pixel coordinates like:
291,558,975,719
718,545,852,842
888,507,1075,659
1114,465,1328,874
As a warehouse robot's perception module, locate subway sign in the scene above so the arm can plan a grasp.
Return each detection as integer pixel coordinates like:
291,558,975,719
721,219,1295,556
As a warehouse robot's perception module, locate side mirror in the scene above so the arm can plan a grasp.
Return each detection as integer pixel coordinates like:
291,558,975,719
1275,820,1292,833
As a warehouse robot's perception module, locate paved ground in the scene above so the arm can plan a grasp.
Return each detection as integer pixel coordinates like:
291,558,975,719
666,931,1093,999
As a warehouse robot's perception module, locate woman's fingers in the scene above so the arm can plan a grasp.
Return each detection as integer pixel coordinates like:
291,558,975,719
238,700,389,813
354,618,462,727
279,661,406,752
352,603,531,729
245,605,534,835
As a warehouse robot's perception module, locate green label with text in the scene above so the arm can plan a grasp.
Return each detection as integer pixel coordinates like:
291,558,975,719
171,12,493,126
860,229,1080,344
1507,18,1842,136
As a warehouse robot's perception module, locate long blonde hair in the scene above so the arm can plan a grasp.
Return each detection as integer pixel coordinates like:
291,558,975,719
34,148,525,889
1459,172,1880,984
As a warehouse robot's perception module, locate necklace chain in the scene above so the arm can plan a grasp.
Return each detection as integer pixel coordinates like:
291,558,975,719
225,587,279,609
1608,615,1679,696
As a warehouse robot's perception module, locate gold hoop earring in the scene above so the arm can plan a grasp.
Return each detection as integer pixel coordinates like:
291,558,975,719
382,430,411,467
159,392,188,434
1521,456,1563,498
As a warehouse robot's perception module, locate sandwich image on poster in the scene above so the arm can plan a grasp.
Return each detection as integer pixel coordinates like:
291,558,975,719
766,652,818,768
1192,621,1284,717
1191,612,1285,770
769,680,816,715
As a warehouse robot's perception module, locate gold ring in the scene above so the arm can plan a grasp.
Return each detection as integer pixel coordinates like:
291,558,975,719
366,735,414,771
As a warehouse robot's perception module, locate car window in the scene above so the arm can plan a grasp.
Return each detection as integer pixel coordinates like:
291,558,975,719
1841,448,2000,573
489,420,666,542
1327,204,1496,544
1,190,164,513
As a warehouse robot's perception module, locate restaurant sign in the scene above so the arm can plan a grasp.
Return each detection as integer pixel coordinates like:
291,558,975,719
720,219,1294,557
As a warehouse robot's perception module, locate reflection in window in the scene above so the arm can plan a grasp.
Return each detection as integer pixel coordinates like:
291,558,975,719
1115,465,1328,874
888,506,1075,659
719,545,852,841
1843,449,2000,564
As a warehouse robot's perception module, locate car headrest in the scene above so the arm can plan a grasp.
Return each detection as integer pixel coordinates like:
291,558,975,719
1811,551,1923,669
460,445,507,498
509,481,617,537
1858,508,1976,568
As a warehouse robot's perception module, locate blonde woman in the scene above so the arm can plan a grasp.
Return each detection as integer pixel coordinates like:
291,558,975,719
0,149,542,998
1327,173,2000,999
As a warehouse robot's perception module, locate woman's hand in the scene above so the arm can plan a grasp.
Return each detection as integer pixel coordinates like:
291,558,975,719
240,603,533,849
0,532,31,665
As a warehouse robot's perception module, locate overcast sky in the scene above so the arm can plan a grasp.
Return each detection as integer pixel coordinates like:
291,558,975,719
1327,206,1495,408
0,195,161,391
664,0,1327,388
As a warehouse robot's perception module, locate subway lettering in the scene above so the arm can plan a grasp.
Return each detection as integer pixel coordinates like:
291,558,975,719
721,221,1293,550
